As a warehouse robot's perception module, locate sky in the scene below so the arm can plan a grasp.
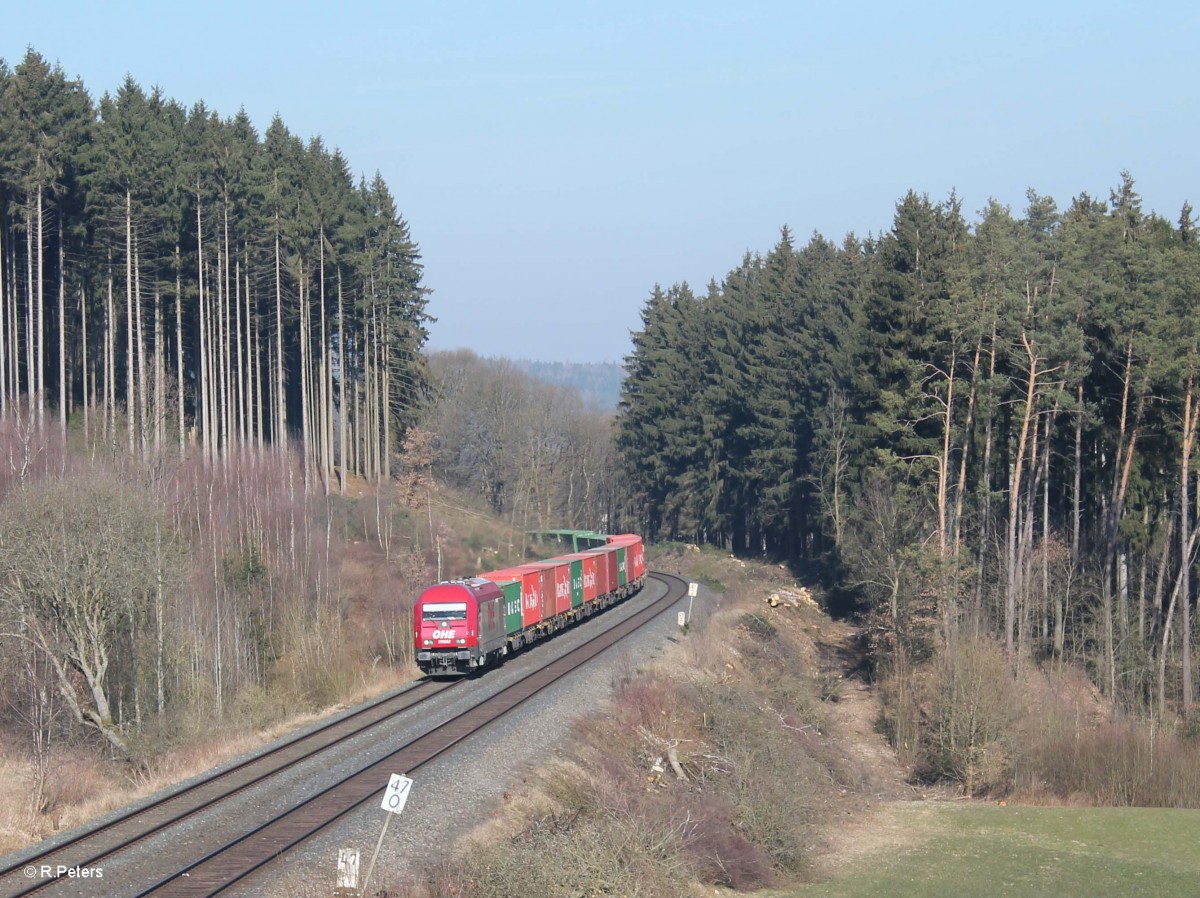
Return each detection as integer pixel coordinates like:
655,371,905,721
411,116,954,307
5,1,1198,363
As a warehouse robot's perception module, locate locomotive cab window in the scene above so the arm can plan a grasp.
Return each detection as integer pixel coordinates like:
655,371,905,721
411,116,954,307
422,602,468,621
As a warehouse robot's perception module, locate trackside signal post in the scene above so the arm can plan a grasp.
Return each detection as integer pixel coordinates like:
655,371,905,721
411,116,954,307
680,582,698,630
357,773,413,898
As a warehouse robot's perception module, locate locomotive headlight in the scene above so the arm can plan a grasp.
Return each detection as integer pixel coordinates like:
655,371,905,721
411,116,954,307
456,638,467,644
423,639,432,646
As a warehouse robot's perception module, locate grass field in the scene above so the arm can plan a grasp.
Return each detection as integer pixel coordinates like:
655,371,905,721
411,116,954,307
781,801,1200,898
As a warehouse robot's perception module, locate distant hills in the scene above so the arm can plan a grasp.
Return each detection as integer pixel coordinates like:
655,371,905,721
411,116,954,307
507,359,625,411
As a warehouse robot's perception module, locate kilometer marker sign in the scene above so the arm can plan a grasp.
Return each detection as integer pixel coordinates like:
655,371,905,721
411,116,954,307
363,773,414,897
381,773,414,815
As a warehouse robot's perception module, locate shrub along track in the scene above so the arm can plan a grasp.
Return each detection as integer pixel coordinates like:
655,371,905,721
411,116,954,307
1,572,688,898
0,679,460,898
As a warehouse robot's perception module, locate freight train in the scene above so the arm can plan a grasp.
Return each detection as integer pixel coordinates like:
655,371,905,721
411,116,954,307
414,534,647,676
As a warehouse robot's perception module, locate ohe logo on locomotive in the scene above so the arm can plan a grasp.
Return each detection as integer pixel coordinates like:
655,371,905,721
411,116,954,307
431,629,457,640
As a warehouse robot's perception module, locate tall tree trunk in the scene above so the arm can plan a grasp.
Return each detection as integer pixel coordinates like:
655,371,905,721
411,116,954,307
36,184,45,427
1182,375,1197,708
1073,383,1083,566
215,247,227,456
106,266,115,444
197,197,210,463
319,233,331,494
1017,412,1044,668
352,330,362,479
135,238,148,457
338,270,347,494
937,349,957,556
155,524,165,717
953,336,986,553
154,286,164,454
299,263,311,486
370,304,380,481
382,298,392,481
57,217,66,437
176,246,185,456
1006,329,1039,658
213,248,224,455
1042,413,1053,647
126,190,135,455
25,205,35,418
0,198,6,417
3,215,13,413
249,265,263,449
80,283,88,441
10,228,19,413
235,255,246,445
207,258,219,461
224,205,237,448
274,226,286,448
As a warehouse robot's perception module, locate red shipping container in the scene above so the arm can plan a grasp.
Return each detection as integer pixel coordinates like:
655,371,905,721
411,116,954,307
607,534,646,582
519,568,544,627
554,553,601,603
540,562,572,614
527,561,572,616
580,555,600,601
479,566,540,630
585,547,612,597
537,567,554,619
484,566,545,628
602,547,619,595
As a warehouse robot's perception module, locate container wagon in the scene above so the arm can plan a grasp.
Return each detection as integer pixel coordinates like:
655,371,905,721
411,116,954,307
414,534,647,676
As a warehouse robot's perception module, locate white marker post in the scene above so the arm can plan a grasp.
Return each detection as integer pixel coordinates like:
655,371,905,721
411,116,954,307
334,848,360,898
687,582,698,623
361,774,414,898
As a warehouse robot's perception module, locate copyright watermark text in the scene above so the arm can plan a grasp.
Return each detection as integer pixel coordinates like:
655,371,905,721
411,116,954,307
23,865,104,880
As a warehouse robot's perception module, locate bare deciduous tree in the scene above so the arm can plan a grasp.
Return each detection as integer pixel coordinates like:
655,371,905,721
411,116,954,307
0,473,179,753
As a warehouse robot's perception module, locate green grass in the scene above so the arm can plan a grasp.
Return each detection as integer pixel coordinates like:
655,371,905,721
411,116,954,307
782,802,1200,898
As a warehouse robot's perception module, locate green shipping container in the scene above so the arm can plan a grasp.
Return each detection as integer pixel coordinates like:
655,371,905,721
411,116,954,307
617,547,627,587
569,560,584,607
499,581,523,634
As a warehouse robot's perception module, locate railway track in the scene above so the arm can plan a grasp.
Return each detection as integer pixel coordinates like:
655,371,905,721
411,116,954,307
0,679,459,898
1,571,687,898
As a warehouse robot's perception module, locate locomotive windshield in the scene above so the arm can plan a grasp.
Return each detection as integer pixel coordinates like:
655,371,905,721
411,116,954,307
422,602,467,621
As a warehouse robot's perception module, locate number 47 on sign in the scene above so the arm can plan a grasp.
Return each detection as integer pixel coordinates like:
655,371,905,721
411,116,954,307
362,773,415,897
381,773,414,815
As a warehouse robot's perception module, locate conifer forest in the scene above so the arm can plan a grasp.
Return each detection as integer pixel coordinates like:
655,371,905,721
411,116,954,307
0,50,429,485
618,177,1200,716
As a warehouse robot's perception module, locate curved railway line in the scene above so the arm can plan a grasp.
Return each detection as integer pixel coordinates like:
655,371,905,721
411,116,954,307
0,571,688,898
0,679,460,898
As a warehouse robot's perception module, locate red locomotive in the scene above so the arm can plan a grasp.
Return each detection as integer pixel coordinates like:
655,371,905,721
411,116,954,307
414,534,647,676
